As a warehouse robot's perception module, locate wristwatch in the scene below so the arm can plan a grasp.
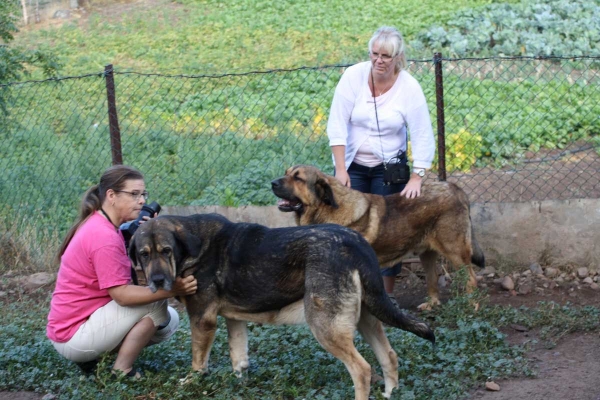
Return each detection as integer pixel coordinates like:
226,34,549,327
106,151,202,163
413,168,425,177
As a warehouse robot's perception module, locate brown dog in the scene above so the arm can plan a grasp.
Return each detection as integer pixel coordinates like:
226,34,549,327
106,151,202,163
271,165,485,309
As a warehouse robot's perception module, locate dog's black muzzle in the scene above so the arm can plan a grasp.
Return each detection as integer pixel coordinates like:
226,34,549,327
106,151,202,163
271,179,303,212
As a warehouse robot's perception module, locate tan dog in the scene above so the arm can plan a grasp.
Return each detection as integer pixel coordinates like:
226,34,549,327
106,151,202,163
271,165,485,310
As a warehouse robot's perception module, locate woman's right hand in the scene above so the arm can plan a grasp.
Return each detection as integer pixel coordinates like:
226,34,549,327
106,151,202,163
171,275,198,296
335,169,351,187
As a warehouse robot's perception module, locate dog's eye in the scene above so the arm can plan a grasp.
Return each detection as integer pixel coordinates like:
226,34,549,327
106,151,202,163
293,174,304,182
139,251,149,259
161,248,172,256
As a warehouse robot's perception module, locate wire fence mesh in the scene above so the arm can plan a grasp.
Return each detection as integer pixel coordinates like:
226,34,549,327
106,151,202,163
1,56,599,271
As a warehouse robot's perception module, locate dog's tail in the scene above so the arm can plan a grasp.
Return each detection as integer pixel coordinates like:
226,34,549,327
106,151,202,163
362,276,435,345
470,216,485,268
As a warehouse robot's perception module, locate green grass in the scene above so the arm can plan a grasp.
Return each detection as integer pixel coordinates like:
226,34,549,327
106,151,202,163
13,0,520,75
2,274,599,399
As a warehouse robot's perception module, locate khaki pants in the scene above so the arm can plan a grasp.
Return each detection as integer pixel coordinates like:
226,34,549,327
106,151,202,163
51,300,179,363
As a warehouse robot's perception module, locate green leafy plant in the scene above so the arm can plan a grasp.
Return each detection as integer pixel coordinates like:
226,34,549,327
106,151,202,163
412,0,600,57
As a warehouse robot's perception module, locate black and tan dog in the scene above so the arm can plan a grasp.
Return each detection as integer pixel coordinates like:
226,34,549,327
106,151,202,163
271,165,485,310
129,213,434,400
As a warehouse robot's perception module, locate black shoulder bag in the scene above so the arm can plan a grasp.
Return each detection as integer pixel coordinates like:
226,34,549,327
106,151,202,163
371,70,410,185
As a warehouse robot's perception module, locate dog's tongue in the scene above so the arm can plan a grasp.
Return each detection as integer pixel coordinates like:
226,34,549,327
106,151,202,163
277,199,291,207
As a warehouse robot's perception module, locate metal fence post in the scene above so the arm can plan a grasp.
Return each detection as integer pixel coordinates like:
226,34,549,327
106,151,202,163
434,52,446,181
104,64,123,165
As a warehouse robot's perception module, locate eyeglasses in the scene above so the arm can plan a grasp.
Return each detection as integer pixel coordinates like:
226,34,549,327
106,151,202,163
115,190,149,201
370,52,396,62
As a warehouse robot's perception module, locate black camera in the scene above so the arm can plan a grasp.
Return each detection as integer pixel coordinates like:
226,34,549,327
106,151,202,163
120,201,162,248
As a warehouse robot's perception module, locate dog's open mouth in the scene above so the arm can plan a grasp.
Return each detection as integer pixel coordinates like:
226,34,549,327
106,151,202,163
277,198,303,212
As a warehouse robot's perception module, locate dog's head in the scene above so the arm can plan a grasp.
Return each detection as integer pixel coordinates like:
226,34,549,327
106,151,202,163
271,165,338,215
128,216,202,293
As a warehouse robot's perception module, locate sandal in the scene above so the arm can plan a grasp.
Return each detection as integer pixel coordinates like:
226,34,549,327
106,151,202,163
111,367,144,380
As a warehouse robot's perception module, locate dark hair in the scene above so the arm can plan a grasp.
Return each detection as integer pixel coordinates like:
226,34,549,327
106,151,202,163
55,165,144,263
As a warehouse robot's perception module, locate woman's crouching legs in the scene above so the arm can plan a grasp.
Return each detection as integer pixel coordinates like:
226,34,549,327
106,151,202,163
50,299,179,374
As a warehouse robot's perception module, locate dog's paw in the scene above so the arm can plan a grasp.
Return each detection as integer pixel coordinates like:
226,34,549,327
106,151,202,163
233,359,249,378
417,298,441,311
179,369,209,385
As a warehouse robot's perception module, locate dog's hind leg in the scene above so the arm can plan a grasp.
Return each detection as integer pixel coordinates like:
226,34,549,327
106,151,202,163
226,319,249,377
310,322,371,400
357,310,398,398
305,273,372,400
418,250,441,311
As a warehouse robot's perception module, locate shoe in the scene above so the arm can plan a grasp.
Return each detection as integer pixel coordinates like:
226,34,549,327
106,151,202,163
75,359,99,375
111,367,144,380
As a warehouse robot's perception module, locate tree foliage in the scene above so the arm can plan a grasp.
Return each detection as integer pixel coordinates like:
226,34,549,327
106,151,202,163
0,1,60,84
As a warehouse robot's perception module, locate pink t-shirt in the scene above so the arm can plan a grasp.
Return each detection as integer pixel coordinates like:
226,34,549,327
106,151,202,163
47,211,132,342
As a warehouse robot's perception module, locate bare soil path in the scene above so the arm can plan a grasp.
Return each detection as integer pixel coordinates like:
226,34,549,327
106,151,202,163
394,266,600,400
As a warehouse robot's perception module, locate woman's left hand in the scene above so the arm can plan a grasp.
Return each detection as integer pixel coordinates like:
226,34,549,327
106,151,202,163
400,175,423,199
139,213,158,225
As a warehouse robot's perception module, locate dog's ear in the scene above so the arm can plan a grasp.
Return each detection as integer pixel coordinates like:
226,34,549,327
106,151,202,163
128,235,138,267
315,177,339,208
173,224,204,274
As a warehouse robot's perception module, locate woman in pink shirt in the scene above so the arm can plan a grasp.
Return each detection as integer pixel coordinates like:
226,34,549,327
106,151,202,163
47,165,197,378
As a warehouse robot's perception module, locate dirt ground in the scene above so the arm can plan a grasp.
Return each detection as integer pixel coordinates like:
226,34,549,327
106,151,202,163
393,264,600,400
2,267,599,400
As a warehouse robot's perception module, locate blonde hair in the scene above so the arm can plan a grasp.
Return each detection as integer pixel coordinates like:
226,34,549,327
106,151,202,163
368,26,408,73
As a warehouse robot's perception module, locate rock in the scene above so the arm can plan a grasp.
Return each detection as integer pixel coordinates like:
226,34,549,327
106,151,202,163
407,272,421,288
500,276,514,291
21,272,55,291
522,270,532,276
510,324,529,332
577,267,589,279
518,283,533,295
555,276,564,283
479,266,496,276
438,275,447,288
590,283,599,290
476,275,484,282
548,281,558,290
42,394,57,400
545,267,559,278
0,291,6,297
583,277,593,284
529,263,543,275
52,10,71,19
485,381,500,391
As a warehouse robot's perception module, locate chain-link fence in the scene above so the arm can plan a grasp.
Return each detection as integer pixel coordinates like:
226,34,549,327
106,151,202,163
1,56,599,271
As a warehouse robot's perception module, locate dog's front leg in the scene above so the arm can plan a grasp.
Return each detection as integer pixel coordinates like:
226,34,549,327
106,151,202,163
190,311,218,374
226,319,249,377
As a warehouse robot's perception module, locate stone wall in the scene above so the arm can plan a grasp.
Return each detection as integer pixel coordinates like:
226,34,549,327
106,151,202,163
164,198,600,269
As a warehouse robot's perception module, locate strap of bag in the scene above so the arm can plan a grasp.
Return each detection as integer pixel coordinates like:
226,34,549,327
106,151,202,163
370,68,408,168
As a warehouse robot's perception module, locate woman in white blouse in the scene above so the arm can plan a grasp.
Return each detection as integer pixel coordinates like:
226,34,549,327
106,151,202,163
327,26,435,303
